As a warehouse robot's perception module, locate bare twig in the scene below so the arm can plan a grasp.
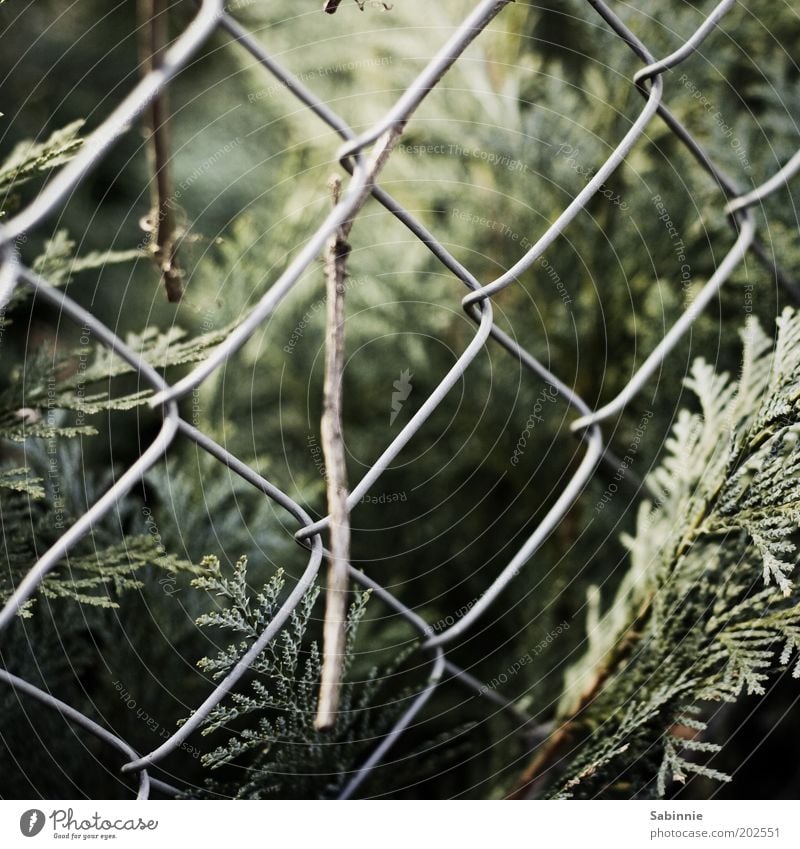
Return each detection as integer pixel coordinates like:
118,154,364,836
313,129,405,729
315,174,352,731
138,0,183,302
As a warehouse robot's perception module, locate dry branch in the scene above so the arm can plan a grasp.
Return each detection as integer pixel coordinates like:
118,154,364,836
315,175,352,731
313,128,404,729
138,0,183,302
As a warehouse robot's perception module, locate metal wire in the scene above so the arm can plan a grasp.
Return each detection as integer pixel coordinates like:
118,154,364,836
0,669,152,800
1,0,799,800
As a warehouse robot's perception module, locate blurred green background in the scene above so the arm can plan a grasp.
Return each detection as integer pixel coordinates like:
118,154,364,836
1,0,799,798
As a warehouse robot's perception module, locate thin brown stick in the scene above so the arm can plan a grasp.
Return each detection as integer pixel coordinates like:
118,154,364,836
315,175,351,731
138,0,183,302
313,126,404,729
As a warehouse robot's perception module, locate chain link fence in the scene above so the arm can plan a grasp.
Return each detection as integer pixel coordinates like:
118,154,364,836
1,0,799,800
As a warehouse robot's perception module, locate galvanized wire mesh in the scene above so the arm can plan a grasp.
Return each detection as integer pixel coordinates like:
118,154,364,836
1,0,799,800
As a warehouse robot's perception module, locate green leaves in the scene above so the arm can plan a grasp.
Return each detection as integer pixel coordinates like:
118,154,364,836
707,606,800,698
188,554,417,798
0,321,234,448
193,556,287,650
32,229,142,287
553,310,800,798
38,535,192,611
0,465,44,499
657,733,730,797
0,120,84,206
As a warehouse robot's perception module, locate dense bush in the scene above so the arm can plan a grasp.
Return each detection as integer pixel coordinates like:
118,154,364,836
1,0,798,799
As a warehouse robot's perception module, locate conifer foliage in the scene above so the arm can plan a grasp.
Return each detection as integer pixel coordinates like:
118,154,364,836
1,0,799,801
186,556,418,798
542,312,800,798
